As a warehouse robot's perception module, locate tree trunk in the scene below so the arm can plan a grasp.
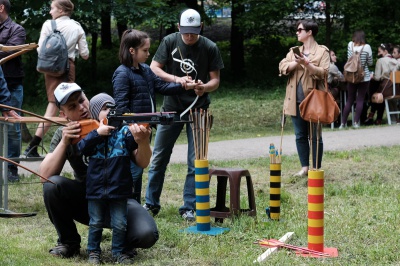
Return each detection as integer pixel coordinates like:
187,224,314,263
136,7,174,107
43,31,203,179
325,2,332,48
117,22,128,40
90,31,98,88
230,0,245,78
100,9,112,49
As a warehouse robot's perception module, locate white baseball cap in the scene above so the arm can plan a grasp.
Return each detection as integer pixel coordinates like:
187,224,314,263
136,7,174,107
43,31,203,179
179,9,201,34
54,82,82,108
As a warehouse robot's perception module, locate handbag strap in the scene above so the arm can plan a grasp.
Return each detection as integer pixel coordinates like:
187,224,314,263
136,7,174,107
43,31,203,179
314,73,329,92
380,78,390,94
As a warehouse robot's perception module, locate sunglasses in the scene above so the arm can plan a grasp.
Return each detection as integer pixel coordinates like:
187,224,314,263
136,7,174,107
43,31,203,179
296,28,307,33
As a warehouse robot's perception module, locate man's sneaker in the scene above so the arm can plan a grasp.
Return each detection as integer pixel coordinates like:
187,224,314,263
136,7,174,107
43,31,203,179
23,145,41,158
143,203,160,216
181,210,196,221
114,253,134,264
49,243,80,258
8,168,20,182
88,251,101,265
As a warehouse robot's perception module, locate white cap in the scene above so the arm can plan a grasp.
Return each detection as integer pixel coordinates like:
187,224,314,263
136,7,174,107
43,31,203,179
54,82,82,108
179,9,201,34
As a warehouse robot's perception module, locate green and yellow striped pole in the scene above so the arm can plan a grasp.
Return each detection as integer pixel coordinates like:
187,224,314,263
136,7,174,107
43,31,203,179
195,159,210,231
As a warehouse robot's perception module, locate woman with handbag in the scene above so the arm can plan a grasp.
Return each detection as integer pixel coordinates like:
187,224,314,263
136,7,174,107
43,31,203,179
279,20,330,177
365,43,398,125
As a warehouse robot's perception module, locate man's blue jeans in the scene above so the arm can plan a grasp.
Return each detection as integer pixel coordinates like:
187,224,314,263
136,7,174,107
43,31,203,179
87,199,128,257
291,103,323,169
7,84,23,170
145,119,195,213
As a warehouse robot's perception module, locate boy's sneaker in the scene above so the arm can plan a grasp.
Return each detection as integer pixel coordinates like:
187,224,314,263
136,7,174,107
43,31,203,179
181,210,196,221
88,251,101,265
49,243,80,258
143,203,160,216
114,253,134,264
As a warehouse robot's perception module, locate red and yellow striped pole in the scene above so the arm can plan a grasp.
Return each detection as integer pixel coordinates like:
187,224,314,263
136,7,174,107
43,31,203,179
195,159,211,231
269,163,281,220
308,170,324,252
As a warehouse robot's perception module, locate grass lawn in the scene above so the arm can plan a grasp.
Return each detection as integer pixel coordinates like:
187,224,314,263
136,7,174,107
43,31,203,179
2,84,400,265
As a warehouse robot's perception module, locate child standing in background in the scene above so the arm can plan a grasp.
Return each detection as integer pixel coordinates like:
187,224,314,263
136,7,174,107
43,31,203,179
78,93,151,264
112,29,194,204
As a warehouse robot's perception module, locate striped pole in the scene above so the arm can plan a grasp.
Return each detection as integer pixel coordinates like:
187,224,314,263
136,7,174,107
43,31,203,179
269,163,281,220
195,159,210,231
308,170,324,252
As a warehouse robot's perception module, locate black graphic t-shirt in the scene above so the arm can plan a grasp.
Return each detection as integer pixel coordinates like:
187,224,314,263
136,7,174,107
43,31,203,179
152,32,224,112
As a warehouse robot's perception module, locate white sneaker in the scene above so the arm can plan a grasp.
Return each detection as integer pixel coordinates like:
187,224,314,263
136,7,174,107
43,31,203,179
338,123,345,129
353,122,360,128
181,210,195,221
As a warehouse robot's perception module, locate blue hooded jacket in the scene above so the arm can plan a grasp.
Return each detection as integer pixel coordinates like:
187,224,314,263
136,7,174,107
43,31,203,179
78,126,138,199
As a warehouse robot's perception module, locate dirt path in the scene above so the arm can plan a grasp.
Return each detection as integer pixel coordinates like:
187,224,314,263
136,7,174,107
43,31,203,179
18,125,399,176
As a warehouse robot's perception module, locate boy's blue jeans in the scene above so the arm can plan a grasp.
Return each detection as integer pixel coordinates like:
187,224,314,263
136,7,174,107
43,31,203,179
87,199,128,257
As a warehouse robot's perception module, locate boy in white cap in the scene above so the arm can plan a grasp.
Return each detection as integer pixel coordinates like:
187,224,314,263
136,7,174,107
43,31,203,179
39,83,158,261
145,8,224,221
78,93,151,264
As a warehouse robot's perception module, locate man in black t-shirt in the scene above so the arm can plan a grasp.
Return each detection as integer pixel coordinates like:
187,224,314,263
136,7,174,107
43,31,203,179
144,8,224,221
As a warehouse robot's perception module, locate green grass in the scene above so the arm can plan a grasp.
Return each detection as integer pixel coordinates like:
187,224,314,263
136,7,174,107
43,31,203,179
2,146,400,265
4,84,400,265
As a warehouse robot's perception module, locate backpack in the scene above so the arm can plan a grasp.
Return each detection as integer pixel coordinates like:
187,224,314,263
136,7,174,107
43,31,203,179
343,44,365,84
36,20,69,77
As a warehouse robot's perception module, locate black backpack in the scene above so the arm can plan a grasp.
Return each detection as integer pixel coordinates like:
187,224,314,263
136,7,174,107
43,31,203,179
36,20,69,77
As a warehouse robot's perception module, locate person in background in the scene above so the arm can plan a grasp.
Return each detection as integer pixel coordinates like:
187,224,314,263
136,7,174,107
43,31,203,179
391,44,400,120
24,0,89,157
144,8,224,221
279,19,330,177
39,83,158,261
365,43,398,125
339,30,373,129
112,29,192,204
0,66,19,119
78,93,150,264
327,49,345,103
0,0,26,182
392,45,400,64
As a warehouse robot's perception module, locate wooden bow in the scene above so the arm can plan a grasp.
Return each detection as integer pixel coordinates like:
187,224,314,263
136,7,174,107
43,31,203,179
0,104,66,126
0,43,38,65
0,156,55,184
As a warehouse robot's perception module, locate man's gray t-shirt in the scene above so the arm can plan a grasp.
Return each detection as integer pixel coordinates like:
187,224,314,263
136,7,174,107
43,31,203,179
49,127,87,182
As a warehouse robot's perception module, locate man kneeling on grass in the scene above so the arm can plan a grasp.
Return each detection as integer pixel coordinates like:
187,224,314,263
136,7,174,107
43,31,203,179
39,83,159,262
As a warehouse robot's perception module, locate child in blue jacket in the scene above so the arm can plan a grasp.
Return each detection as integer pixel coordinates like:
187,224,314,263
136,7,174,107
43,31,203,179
78,93,151,264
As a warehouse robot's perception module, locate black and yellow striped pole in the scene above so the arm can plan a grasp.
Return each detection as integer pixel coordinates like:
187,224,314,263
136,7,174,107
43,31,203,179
269,163,281,220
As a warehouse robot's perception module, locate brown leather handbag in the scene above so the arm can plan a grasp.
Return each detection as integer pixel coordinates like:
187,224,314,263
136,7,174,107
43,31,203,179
299,76,340,124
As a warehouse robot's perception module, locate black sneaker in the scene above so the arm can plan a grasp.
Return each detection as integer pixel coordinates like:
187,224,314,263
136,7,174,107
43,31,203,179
49,243,80,258
114,253,134,264
143,203,160,216
8,168,20,182
88,251,101,265
23,145,41,158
